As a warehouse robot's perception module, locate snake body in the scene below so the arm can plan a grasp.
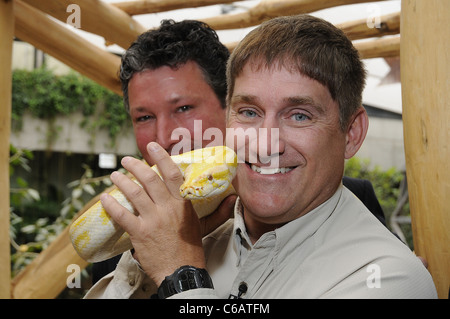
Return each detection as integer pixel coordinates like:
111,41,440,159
69,146,237,263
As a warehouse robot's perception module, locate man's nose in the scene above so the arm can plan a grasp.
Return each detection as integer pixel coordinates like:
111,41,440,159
258,117,285,159
155,117,180,152
245,117,285,167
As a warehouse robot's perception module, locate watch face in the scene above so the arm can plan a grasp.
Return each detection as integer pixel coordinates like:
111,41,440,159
158,266,213,299
175,266,204,292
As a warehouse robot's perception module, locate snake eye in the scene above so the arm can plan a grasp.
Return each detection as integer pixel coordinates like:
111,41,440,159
208,174,213,181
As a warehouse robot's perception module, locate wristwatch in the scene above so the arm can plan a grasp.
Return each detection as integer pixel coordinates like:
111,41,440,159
157,265,214,299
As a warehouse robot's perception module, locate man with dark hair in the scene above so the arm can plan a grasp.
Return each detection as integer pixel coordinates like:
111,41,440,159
86,16,434,299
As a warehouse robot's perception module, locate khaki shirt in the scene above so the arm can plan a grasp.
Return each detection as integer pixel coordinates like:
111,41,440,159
84,185,437,299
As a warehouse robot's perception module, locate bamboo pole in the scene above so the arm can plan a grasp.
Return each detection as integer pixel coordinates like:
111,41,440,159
401,0,450,299
113,0,241,16
200,0,381,30
0,0,14,299
21,0,146,49
14,0,122,95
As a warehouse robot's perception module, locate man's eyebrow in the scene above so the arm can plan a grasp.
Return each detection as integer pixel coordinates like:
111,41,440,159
231,94,325,114
285,96,325,114
132,106,149,114
230,94,259,105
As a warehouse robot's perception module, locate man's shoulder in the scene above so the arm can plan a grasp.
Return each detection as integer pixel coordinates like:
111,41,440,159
314,188,437,298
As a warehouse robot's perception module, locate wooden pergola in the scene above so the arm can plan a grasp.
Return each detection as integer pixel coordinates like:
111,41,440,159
0,0,448,299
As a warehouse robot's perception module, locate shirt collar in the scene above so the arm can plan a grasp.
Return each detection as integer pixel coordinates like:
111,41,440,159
232,185,344,266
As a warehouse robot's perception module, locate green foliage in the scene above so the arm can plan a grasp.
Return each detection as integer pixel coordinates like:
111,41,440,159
12,68,128,145
344,157,405,214
9,145,114,277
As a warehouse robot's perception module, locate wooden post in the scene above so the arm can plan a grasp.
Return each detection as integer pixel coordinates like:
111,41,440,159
401,0,450,299
0,0,14,299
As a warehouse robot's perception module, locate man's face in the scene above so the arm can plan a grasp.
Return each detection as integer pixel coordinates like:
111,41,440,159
227,62,348,228
128,60,226,164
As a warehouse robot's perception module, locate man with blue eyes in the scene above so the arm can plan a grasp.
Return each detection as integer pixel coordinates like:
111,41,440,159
86,16,436,299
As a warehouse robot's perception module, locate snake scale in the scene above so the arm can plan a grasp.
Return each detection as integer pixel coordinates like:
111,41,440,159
69,146,237,263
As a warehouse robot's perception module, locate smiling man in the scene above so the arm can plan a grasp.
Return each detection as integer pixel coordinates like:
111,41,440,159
87,15,436,299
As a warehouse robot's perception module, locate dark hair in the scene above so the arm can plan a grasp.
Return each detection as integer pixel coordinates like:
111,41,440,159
120,19,230,112
227,14,366,130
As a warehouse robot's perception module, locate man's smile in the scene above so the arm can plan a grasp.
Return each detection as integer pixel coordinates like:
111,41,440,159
246,162,297,175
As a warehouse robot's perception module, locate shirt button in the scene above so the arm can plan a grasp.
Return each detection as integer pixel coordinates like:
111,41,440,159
128,277,136,286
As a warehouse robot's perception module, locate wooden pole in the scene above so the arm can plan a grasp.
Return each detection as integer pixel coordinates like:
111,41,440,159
200,0,375,30
113,0,241,16
354,35,400,59
337,12,400,41
0,0,14,299
14,0,121,95
401,0,450,299
21,0,146,49
226,36,400,59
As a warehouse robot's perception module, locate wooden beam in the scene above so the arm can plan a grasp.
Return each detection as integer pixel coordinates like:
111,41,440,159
200,0,382,30
14,0,122,95
353,36,400,59
337,11,400,41
113,0,241,16
0,0,14,299
226,35,400,59
401,0,450,299
21,0,146,49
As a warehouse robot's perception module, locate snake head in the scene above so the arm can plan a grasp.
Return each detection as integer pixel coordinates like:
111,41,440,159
180,146,237,200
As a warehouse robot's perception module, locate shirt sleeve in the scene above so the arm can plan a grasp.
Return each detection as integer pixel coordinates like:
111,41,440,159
84,250,157,299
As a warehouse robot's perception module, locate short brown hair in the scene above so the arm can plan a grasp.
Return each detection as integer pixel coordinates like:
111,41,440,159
226,14,366,130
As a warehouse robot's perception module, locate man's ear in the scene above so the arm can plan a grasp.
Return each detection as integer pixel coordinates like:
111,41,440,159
344,107,369,159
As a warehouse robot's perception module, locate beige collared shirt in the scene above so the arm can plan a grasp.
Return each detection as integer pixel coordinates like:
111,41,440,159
84,185,437,299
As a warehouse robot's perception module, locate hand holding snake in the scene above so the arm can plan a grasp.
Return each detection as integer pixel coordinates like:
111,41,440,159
70,142,237,284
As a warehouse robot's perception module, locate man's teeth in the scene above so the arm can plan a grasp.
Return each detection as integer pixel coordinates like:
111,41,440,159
250,164,293,175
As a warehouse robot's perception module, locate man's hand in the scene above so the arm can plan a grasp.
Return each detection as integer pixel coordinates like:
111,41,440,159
100,142,205,286
199,194,236,236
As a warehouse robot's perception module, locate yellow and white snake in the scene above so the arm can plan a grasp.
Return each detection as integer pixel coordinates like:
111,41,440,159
69,146,237,263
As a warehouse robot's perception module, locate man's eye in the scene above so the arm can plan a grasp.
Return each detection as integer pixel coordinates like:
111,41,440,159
241,110,257,118
292,113,310,122
136,115,153,122
177,105,193,112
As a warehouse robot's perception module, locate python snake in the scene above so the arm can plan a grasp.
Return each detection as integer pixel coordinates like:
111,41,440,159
69,146,237,263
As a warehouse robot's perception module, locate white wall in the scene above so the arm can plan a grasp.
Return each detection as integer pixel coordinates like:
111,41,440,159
355,116,405,170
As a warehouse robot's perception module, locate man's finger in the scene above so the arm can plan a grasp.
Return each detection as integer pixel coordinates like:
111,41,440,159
100,192,138,235
120,156,174,205
146,142,185,199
